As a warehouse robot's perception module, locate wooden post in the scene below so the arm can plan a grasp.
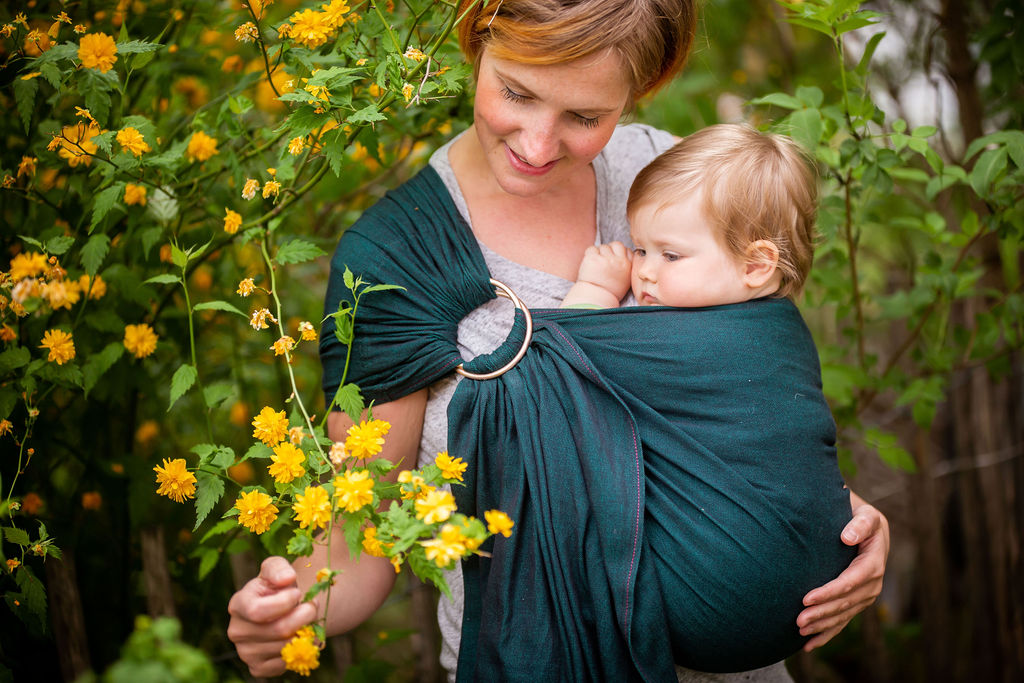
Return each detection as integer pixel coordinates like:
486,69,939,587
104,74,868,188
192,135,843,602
45,548,92,681
140,526,177,619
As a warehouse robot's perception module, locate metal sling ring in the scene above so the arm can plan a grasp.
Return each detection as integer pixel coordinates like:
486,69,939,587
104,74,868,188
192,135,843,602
455,279,534,380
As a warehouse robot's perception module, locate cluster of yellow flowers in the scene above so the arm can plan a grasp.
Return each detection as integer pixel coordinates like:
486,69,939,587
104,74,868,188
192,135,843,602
280,626,320,676
280,0,352,50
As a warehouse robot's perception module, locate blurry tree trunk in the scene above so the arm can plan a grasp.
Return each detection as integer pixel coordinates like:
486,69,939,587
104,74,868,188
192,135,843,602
45,549,91,681
140,526,176,618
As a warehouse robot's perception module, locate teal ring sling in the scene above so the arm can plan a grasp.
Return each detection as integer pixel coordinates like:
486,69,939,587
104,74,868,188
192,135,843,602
320,167,855,681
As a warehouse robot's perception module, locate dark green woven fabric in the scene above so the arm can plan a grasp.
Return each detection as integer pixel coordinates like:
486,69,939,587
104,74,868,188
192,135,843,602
321,166,855,680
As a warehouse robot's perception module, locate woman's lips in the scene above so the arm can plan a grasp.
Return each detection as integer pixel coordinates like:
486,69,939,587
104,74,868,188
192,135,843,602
505,144,557,176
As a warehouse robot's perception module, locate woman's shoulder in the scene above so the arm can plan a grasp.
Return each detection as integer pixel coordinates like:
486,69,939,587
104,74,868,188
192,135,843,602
604,122,677,159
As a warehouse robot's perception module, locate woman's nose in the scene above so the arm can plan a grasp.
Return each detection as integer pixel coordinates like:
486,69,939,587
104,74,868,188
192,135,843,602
519,115,559,165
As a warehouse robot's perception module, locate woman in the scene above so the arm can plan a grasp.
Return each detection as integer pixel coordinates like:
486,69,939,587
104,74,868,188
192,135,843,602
228,1,890,679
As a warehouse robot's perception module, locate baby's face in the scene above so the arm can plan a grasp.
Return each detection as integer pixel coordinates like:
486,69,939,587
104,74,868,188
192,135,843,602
629,194,752,308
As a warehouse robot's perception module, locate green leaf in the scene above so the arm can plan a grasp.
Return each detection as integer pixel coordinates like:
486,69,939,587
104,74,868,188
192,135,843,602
787,108,823,153
912,125,938,138
281,105,332,138
116,40,162,54
91,184,124,231
343,266,355,290
359,283,406,295
203,381,235,409
168,364,198,410
333,383,365,423
144,273,182,285
795,85,824,108
347,104,388,125
12,77,38,134
211,447,236,470
3,526,30,546
45,236,75,256
0,387,17,420
15,566,46,621
751,93,803,111
856,31,886,76
333,309,354,345
84,88,112,128
83,343,125,396
40,62,63,88
0,347,31,376
199,518,238,544
323,129,347,177
242,443,273,461
80,234,111,275
865,427,916,472
193,300,247,318
275,239,326,265
197,548,220,580
287,529,314,557
194,471,226,531
969,147,1008,196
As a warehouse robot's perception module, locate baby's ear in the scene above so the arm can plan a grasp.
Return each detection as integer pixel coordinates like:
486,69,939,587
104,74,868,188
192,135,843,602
743,240,780,288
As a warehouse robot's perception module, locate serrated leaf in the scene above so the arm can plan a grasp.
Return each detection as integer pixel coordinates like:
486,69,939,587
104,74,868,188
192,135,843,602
323,129,347,177
193,300,247,317
116,40,161,54
12,77,37,134
83,342,125,396
243,442,273,461
191,443,217,461
91,184,124,231
203,381,235,409
200,518,238,544
287,529,314,557
0,348,31,376
84,88,111,127
168,364,198,410
39,62,63,88
15,566,46,621
194,471,226,531
45,236,75,255
347,104,388,125
275,239,326,265
332,383,364,423
80,234,111,275
211,447,236,469
3,526,31,545
145,273,182,285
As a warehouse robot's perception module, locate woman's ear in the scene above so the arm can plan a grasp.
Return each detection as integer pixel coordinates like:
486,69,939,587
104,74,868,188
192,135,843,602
743,240,780,288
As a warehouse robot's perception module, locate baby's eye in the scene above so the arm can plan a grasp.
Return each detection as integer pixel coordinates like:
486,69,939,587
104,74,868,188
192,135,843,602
663,252,680,262
634,248,646,257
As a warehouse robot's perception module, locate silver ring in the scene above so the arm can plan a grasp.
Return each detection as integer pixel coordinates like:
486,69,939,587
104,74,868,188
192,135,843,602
455,279,533,380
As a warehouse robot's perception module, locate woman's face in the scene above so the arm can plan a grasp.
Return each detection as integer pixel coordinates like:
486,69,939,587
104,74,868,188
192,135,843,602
471,47,632,197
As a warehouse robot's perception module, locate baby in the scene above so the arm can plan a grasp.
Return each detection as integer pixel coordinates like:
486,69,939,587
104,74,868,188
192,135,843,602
562,123,816,310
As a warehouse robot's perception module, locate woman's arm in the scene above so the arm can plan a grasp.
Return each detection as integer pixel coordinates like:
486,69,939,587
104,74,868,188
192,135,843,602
227,389,428,677
796,490,890,650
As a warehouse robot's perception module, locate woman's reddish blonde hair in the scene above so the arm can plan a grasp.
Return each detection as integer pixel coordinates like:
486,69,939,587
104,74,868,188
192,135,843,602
456,0,698,100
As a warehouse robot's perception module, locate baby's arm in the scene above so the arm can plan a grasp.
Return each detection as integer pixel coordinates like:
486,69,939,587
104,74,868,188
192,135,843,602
561,242,633,309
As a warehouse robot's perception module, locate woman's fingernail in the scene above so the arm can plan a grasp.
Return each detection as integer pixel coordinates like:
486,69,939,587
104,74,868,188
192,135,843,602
843,529,859,543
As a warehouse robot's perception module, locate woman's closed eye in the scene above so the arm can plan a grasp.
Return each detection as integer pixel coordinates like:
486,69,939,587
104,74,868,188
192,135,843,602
501,86,529,104
572,112,600,129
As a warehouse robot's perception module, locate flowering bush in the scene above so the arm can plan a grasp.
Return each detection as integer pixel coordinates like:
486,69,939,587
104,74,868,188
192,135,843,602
0,0,485,676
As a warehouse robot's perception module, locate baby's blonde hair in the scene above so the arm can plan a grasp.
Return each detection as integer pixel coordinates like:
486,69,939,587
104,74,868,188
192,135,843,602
627,124,818,298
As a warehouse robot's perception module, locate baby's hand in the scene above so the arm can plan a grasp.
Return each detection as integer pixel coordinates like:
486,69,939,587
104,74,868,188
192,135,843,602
576,242,633,301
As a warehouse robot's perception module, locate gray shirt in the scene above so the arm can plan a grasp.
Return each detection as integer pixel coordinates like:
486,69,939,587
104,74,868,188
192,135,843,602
421,123,792,683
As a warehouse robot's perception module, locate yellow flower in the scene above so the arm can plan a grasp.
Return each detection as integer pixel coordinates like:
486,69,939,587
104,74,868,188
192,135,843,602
234,21,258,43
315,567,333,584
124,183,147,206
250,307,276,330
402,82,414,102
116,127,150,156
288,426,306,445
277,23,292,39
252,406,289,446
78,274,107,299
222,54,244,73
74,24,87,34
242,178,260,200
17,156,36,178
0,25,13,39
75,106,97,125
9,252,48,280
397,471,427,500
355,58,367,66
6,558,20,572
320,0,351,28
81,491,102,510
39,328,75,364
54,12,71,24
123,323,158,359
293,486,331,530
13,13,28,29
280,628,320,676
485,509,515,538
235,490,279,534
403,46,425,62
42,280,81,310
0,326,13,343
268,442,305,483
0,419,13,436
78,32,118,72
271,335,295,356
329,441,347,466
153,458,198,503
368,83,382,98
262,180,281,198
185,131,218,162
237,278,255,297
288,136,306,155
344,420,388,459
435,451,467,482
57,122,101,167
420,523,468,568
224,208,242,234
332,469,374,513
289,9,330,48
298,321,317,341
362,526,388,557
415,489,456,525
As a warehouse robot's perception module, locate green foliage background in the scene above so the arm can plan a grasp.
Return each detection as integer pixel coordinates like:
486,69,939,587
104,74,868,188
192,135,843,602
1,0,1021,681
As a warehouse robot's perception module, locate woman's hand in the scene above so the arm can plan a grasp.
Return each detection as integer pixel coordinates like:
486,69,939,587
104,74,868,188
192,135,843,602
227,556,319,677
796,492,890,650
